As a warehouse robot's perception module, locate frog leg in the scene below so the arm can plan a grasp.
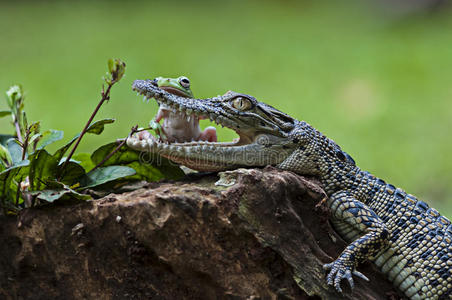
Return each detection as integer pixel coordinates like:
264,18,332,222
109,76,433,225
323,191,390,293
199,126,217,142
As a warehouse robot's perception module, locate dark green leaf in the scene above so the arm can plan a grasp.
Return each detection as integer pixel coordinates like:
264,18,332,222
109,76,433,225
0,144,12,168
0,160,30,207
0,110,11,118
59,161,86,186
86,118,115,134
28,149,58,190
79,166,136,189
91,142,138,165
37,130,64,150
91,142,184,181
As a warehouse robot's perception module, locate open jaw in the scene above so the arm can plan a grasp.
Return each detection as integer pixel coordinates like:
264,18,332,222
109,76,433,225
126,79,289,172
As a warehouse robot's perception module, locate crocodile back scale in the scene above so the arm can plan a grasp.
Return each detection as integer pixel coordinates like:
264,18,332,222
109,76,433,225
127,79,452,299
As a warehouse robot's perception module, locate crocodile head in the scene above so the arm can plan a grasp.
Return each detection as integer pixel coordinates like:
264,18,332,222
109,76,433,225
127,79,299,171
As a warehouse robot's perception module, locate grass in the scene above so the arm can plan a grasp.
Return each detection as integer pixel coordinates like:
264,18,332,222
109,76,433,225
0,0,451,217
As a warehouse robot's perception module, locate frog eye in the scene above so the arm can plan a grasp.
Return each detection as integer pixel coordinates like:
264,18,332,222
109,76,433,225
231,97,252,111
178,76,190,89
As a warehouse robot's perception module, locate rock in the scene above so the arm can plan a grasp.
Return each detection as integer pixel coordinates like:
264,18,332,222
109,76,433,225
0,167,400,300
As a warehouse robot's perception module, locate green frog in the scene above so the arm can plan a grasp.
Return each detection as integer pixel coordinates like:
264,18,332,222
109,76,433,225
143,76,217,143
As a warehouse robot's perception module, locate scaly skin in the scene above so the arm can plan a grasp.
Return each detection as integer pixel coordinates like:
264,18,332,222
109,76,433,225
127,79,452,299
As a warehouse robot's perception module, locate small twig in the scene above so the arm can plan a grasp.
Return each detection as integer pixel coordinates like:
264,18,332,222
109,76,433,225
58,58,125,180
58,82,115,180
90,125,139,172
21,128,30,161
15,177,22,207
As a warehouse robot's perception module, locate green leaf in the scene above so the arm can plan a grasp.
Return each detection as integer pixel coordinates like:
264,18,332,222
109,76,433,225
0,143,12,168
0,110,11,118
107,58,114,74
86,118,115,134
0,160,30,207
91,142,138,165
90,142,184,181
53,118,115,161
72,153,95,172
37,130,64,150
53,134,79,163
28,121,40,134
30,182,91,203
59,161,86,186
6,138,24,165
28,149,59,190
79,166,136,189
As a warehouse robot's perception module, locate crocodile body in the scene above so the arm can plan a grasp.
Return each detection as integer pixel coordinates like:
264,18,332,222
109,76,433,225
127,79,452,299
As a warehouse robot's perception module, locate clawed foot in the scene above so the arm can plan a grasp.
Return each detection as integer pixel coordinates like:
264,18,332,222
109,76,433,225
323,259,369,293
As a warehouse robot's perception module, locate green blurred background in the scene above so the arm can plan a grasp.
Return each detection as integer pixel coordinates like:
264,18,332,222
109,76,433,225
1,0,451,217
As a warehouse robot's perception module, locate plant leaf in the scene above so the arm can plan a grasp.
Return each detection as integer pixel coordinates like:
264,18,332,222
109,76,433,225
91,142,184,181
37,129,64,150
79,166,136,189
72,153,95,172
30,182,91,203
59,161,86,186
6,138,24,165
28,149,58,190
0,144,12,168
86,118,115,134
53,118,115,162
0,110,11,118
0,160,30,207
0,134,15,146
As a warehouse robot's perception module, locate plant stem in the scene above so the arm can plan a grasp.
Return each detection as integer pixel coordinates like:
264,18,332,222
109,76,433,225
21,129,30,161
58,82,114,179
90,126,139,172
15,121,23,143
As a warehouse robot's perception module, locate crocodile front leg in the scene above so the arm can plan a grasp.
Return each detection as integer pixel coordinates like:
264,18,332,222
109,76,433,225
324,191,391,293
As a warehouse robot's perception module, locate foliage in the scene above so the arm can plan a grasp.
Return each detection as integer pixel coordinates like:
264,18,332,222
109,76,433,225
0,59,184,215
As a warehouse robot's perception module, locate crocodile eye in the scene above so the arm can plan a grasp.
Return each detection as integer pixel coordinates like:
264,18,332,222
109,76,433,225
231,97,252,111
178,76,190,89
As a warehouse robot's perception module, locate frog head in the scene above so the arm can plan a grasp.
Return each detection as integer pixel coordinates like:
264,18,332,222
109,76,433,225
154,76,194,98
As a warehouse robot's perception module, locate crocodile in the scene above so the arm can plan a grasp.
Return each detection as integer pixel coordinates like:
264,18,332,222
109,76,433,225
147,76,217,143
127,79,452,300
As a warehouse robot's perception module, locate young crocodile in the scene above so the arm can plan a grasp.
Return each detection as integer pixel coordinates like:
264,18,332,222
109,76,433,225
127,79,452,300
143,76,217,143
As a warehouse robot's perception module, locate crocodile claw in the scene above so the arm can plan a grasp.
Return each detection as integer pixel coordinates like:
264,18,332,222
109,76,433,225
323,260,369,293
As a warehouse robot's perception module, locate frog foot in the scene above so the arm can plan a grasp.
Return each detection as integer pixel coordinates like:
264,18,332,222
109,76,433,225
323,257,369,293
149,119,167,142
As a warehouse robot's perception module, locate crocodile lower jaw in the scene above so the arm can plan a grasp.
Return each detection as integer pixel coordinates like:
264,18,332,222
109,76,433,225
127,85,257,171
